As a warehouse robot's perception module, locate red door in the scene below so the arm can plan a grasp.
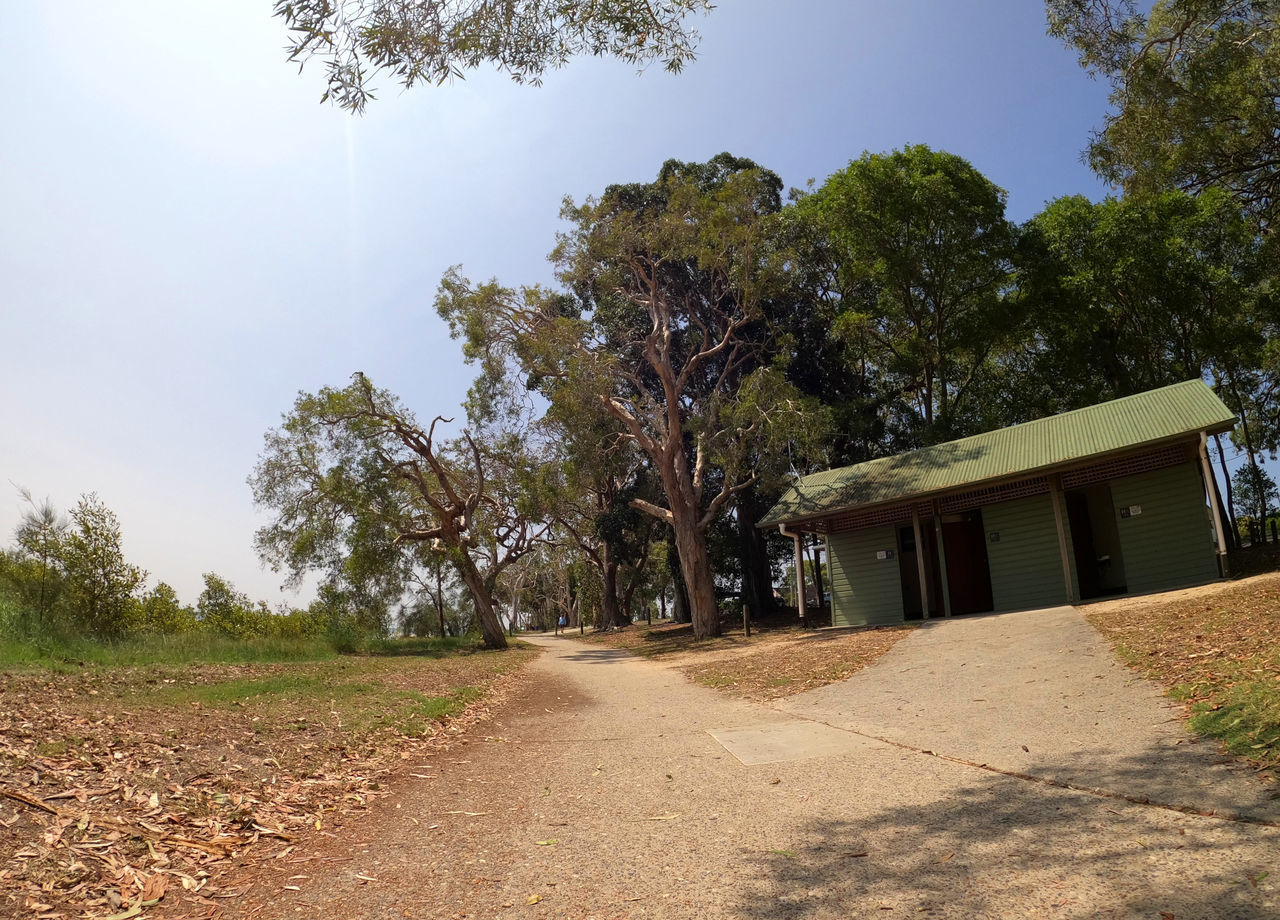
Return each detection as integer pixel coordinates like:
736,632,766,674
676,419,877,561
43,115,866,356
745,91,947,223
942,511,994,615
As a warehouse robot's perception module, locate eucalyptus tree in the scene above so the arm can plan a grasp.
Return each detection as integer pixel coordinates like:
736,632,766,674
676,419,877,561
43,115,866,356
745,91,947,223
1048,0,1280,228
276,0,713,112
801,145,1021,445
1021,190,1263,395
250,373,552,649
437,154,818,639
1019,186,1274,494
1232,464,1279,534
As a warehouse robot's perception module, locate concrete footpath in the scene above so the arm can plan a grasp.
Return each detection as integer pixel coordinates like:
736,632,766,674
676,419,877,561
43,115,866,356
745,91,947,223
257,623,1279,920
775,605,1280,823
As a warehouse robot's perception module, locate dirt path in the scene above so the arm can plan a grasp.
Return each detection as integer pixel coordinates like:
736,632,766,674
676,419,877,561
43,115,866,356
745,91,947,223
226,633,1280,920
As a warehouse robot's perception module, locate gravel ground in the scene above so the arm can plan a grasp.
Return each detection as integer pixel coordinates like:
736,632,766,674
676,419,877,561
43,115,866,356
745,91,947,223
222,624,1280,920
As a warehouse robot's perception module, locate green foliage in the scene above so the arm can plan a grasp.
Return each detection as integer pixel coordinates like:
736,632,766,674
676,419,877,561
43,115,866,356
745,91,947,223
1048,0,1280,227
59,494,147,639
195,573,269,638
250,374,547,649
275,0,713,112
1232,464,1279,523
9,490,67,629
133,582,197,634
1018,188,1269,412
801,145,1020,444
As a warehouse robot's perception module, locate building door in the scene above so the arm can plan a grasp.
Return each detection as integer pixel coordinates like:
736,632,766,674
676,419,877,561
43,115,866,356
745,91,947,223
1066,491,1102,599
942,510,994,615
1066,484,1128,598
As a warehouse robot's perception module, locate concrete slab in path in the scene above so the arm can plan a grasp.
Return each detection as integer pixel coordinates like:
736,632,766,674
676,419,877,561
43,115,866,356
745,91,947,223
775,605,1280,823
708,720,877,765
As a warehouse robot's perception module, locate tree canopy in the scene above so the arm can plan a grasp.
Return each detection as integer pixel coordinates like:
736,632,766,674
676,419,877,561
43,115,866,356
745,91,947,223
250,373,552,649
1048,0,1280,227
797,145,1021,445
275,0,713,111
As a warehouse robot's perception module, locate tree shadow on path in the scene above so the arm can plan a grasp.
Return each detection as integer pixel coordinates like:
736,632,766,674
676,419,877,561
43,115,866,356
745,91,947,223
734,746,1279,920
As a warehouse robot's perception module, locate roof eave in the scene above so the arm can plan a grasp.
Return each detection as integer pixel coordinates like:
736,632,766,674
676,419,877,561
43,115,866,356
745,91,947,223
756,422,1234,532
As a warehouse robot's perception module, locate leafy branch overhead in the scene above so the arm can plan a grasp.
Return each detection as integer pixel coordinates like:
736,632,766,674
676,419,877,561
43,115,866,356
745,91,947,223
274,0,714,111
1047,0,1280,227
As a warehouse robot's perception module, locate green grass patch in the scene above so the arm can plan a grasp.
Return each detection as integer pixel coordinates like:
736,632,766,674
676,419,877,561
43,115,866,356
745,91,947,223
151,673,375,707
1182,677,1280,769
0,631,497,672
364,635,478,657
0,632,339,670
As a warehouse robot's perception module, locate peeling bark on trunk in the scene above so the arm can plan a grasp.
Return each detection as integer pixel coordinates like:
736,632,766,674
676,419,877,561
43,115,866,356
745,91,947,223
672,572,691,624
672,515,718,637
598,552,623,630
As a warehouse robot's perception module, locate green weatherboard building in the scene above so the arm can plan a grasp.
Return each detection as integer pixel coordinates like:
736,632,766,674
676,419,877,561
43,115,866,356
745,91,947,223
759,381,1237,626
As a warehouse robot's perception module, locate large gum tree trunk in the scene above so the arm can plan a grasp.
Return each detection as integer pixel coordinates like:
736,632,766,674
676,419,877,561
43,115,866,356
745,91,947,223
598,549,624,630
454,555,508,650
672,516,720,639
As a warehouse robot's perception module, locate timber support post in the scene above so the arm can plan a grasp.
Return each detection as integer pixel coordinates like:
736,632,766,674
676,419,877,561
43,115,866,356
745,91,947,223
1199,431,1231,577
1048,473,1077,604
911,505,930,619
932,500,953,618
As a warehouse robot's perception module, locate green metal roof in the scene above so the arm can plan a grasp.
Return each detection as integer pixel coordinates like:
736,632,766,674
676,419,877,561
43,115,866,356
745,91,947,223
759,380,1235,528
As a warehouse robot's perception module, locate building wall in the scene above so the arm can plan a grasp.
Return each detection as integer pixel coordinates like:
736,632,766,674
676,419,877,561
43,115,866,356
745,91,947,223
982,494,1075,612
828,525,903,627
1110,462,1218,593
823,457,1218,626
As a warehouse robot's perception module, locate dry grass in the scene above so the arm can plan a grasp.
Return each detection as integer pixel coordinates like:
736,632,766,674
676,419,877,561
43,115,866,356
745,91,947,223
583,617,917,700
0,645,537,919
681,625,917,699
1084,572,1280,777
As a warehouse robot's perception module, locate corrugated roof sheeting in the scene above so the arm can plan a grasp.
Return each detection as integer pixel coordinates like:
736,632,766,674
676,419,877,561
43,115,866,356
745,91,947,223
760,380,1235,528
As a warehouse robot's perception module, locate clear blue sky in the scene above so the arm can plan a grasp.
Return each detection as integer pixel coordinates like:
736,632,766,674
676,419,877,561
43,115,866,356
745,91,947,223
1,1,1119,606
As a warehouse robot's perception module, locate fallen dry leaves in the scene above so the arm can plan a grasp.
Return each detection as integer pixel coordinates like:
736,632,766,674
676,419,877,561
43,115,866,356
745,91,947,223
584,615,915,701
1084,570,1280,776
1084,572,1280,694
0,650,535,919
681,625,917,700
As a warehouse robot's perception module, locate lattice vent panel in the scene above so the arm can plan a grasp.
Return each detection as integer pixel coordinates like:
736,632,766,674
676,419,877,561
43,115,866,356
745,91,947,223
826,501,931,535
1060,444,1191,490
939,476,1050,513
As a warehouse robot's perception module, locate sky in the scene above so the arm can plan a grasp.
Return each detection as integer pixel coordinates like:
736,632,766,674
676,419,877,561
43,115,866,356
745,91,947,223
0,1,1124,607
